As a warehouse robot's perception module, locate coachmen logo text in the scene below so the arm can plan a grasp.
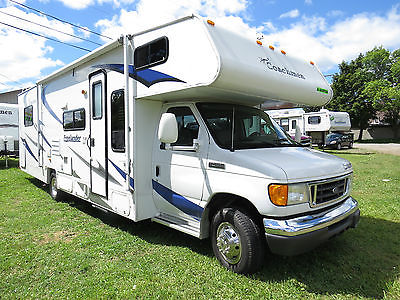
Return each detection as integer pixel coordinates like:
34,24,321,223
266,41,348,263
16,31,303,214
259,57,306,80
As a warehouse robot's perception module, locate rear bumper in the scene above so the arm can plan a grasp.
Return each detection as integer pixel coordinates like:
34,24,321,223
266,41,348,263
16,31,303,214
263,197,360,256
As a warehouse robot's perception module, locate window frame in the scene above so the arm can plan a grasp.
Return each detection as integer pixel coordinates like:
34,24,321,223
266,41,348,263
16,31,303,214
110,89,125,153
24,105,33,127
308,116,321,125
134,36,169,71
92,80,103,120
63,108,86,131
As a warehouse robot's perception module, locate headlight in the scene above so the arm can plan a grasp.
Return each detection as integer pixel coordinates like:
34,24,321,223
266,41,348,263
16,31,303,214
269,183,309,206
287,183,309,205
330,140,337,144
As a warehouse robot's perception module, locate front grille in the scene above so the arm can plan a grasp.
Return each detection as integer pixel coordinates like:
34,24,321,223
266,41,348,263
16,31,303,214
309,176,350,207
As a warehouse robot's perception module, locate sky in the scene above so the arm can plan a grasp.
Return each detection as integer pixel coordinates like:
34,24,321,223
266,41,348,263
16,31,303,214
1,0,400,92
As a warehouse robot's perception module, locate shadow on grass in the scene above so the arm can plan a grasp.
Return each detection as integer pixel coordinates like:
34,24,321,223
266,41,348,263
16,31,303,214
28,177,212,258
29,177,399,298
255,215,399,298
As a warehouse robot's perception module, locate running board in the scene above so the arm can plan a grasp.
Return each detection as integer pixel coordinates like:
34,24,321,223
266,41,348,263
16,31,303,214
152,213,201,238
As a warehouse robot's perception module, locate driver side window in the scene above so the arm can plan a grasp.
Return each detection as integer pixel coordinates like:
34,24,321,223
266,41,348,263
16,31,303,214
167,106,199,146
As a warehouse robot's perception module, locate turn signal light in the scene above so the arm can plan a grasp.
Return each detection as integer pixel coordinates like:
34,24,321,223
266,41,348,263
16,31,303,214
269,45,275,50
256,40,262,46
207,20,215,26
269,184,288,206
310,61,315,65
281,50,286,55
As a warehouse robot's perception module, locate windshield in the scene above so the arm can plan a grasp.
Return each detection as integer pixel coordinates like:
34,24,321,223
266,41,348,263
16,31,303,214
196,103,298,150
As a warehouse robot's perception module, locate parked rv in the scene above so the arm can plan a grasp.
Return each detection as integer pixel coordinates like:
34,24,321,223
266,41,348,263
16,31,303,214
0,103,19,156
18,15,359,274
304,109,352,147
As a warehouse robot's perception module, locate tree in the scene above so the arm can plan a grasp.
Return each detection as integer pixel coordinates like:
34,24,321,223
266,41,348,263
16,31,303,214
327,54,376,141
363,48,400,138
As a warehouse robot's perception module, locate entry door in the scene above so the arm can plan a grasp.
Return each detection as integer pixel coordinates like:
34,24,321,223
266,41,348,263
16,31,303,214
89,71,107,197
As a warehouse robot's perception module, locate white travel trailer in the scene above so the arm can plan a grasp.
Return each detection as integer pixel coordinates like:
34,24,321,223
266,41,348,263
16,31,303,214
18,15,359,274
304,109,352,146
0,103,19,156
266,108,306,136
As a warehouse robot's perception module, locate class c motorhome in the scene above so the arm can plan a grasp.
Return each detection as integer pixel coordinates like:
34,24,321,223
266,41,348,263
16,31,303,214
18,15,360,274
0,103,19,156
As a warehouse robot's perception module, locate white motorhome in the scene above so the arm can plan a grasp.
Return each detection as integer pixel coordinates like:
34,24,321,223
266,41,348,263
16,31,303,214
304,109,352,146
18,15,359,274
0,103,19,156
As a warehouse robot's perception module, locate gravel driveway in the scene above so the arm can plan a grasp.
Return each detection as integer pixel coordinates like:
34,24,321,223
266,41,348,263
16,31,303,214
354,143,400,156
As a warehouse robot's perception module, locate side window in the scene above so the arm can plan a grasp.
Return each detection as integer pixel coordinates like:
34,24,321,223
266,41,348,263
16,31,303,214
111,90,125,152
308,116,321,124
92,81,102,119
134,37,168,70
63,108,85,131
24,105,33,127
280,118,289,131
167,107,199,146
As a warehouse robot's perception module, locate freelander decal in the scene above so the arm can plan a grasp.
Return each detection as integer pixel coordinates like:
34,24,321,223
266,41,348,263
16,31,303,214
93,64,185,88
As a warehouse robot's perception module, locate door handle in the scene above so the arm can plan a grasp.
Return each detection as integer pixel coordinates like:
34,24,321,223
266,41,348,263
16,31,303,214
90,138,95,147
155,166,160,177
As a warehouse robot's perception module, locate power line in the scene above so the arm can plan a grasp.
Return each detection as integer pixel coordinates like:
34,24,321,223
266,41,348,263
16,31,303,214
0,21,92,52
0,10,102,46
0,73,24,86
9,0,113,40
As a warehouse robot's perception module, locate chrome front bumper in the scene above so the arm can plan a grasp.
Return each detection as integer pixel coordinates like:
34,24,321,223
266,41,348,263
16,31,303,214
263,197,360,256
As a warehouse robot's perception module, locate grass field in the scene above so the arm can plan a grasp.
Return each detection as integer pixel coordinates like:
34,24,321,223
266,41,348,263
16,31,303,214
0,151,399,299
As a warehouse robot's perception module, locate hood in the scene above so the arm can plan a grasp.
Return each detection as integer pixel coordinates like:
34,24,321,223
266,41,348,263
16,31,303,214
226,147,351,182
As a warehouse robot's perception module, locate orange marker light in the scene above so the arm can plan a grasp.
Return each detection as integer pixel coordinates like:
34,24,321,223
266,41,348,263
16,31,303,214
310,61,315,65
256,40,262,46
269,45,275,50
207,20,215,26
281,50,286,55
269,184,288,206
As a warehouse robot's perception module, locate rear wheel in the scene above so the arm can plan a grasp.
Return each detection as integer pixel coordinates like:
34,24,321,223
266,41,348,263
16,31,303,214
49,173,62,201
348,142,353,149
211,207,264,274
336,142,342,150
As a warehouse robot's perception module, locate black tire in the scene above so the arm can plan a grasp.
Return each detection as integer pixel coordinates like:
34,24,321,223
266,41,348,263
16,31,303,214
49,172,62,201
211,207,264,274
336,142,342,150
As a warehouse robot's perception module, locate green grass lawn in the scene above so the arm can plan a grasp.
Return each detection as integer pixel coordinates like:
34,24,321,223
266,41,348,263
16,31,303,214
0,153,399,299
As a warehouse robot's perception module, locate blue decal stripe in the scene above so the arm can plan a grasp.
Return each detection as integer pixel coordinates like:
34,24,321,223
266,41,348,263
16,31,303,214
108,159,134,189
40,131,52,148
93,64,185,88
21,138,38,162
152,180,203,220
41,86,62,125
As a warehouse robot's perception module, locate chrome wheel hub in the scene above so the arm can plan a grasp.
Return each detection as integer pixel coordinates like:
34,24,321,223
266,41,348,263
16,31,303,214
216,222,241,264
51,178,57,198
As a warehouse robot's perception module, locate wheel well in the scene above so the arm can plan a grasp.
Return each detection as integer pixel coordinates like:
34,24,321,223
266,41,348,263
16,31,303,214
47,168,56,184
200,193,264,239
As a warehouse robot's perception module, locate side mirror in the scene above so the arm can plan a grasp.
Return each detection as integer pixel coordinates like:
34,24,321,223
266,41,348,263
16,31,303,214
158,113,178,144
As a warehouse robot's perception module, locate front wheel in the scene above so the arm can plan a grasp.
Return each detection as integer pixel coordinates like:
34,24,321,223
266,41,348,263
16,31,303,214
211,207,264,274
336,142,342,150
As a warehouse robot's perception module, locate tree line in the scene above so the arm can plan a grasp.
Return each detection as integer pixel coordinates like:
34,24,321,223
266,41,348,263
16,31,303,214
307,47,400,140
